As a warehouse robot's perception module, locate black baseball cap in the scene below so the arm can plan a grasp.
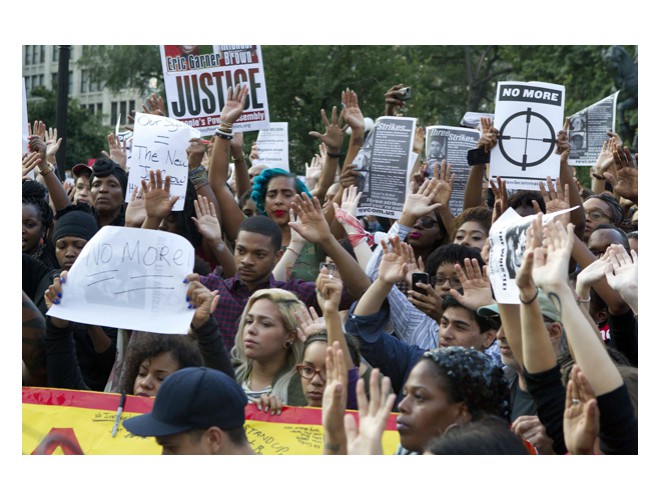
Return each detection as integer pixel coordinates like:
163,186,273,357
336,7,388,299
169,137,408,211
122,367,247,437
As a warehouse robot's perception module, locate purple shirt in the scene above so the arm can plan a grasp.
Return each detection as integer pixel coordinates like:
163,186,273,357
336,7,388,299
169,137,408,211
199,273,354,352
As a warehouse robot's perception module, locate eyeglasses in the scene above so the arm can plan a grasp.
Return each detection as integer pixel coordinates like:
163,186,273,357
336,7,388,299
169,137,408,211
430,275,462,288
319,262,337,273
415,217,439,229
585,209,610,221
296,364,326,382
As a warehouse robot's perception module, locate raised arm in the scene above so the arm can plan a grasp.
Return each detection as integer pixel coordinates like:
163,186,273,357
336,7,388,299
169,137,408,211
191,194,236,277
341,88,365,168
289,193,370,299
463,117,496,210
29,133,70,212
333,186,373,271
207,85,249,242
309,106,347,204
557,118,585,238
316,269,354,369
140,169,179,230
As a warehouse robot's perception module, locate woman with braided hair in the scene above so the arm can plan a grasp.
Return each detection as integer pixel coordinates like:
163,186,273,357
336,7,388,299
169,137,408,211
22,179,58,269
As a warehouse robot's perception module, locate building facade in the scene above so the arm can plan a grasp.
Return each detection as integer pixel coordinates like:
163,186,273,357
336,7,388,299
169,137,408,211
22,45,143,126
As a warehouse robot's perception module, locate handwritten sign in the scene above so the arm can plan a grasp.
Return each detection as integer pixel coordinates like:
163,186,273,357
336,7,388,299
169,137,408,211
46,226,195,334
125,112,200,211
23,387,401,455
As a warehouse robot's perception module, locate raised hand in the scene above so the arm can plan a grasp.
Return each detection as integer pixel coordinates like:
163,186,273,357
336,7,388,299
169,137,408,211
294,306,326,341
605,244,638,313
289,193,331,244
377,236,408,285
339,164,359,189
340,185,362,218
575,253,610,290
592,136,616,179
476,117,498,153
322,341,348,454
22,151,41,178
316,268,344,315
341,88,365,132
384,83,406,116
403,242,425,288
102,134,128,170
604,145,638,202
344,368,396,455
555,118,570,162
563,365,599,455
142,169,179,221
449,257,495,310
309,106,347,152
413,126,425,154
143,92,166,116
125,185,147,228
187,138,208,169
400,178,443,226
219,85,250,125
532,220,575,291
489,176,508,225
44,272,69,328
534,177,570,227
191,194,222,246
431,160,455,207
44,127,62,164
186,281,220,329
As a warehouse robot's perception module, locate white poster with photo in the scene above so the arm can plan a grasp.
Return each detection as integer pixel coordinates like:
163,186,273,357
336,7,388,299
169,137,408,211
425,126,480,216
490,81,565,191
568,92,619,167
488,207,576,304
159,45,270,135
125,113,200,211
256,122,289,171
46,226,196,334
355,116,416,219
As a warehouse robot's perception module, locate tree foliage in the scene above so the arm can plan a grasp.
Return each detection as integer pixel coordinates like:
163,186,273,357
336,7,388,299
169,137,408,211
26,86,108,169
71,45,637,174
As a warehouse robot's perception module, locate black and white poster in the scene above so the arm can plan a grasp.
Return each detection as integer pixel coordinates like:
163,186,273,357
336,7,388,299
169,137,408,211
490,81,565,191
568,92,619,167
355,116,416,219
425,126,480,216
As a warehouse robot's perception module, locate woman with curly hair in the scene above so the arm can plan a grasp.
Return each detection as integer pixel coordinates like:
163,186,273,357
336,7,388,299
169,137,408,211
451,206,492,251
22,179,58,269
395,347,510,454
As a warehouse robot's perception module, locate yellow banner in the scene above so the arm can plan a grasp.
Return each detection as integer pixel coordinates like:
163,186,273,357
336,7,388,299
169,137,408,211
23,387,400,455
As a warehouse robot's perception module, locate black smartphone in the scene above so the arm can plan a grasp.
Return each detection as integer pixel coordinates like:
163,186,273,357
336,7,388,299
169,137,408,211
467,148,490,166
412,272,429,296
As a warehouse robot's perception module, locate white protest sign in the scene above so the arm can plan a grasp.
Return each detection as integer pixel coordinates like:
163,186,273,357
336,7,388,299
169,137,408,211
22,78,29,155
256,122,289,171
126,113,200,211
47,226,195,334
490,81,565,191
160,45,270,135
568,92,619,167
488,206,576,304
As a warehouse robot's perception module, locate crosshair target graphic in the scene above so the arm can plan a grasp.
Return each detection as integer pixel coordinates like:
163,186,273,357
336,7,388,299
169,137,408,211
498,108,556,171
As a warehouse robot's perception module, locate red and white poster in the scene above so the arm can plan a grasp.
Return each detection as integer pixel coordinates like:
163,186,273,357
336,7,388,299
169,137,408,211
159,45,270,135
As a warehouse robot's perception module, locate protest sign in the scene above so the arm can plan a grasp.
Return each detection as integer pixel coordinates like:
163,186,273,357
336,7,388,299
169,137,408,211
355,116,416,219
425,126,480,216
488,207,576,304
46,226,195,334
460,111,494,129
490,81,565,191
160,45,270,135
568,92,619,167
255,122,289,171
22,78,29,155
125,112,200,211
23,387,401,455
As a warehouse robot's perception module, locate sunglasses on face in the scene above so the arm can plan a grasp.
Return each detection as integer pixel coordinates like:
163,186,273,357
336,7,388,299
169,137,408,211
415,217,438,229
296,364,326,382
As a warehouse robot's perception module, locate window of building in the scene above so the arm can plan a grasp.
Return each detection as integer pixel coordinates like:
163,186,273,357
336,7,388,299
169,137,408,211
111,102,118,125
25,46,31,65
81,70,89,94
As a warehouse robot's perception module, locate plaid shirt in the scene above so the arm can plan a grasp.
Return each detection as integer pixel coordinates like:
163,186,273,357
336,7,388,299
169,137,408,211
199,273,354,352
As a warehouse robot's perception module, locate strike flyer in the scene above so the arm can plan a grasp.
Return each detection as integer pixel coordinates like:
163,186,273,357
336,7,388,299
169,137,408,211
159,45,270,135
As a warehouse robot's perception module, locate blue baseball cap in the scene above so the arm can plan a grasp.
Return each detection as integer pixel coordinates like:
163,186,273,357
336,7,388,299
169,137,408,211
123,367,247,437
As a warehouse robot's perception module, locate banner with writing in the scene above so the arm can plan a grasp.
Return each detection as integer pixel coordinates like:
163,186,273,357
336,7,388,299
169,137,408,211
567,92,619,167
46,226,196,334
160,45,270,135
255,122,289,171
23,387,401,455
125,112,200,211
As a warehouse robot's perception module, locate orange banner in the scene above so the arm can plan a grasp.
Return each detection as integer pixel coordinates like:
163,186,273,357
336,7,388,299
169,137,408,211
23,387,401,455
